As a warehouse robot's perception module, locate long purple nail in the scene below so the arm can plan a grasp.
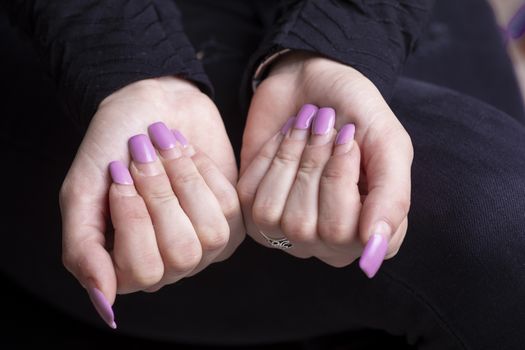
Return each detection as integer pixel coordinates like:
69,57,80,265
109,161,133,185
281,117,296,135
335,123,356,145
129,134,157,163
172,129,189,147
148,122,177,150
359,234,388,278
312,107,335,135
87,287,117,329
294,104,318,129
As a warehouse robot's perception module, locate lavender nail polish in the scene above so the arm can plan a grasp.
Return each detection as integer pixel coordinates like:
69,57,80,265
87,287,117,329
172,129,189,147
335,123,356,145
294,104,318,129
128,134,157,163
359,234,388,278
148,122,177,150
281,117,296,135
109,161,133,185
312,107,335,135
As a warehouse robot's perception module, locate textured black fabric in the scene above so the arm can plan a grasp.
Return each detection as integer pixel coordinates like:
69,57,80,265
245,0,435,101
1,0,525,349
3,0,434,130
3,0,213,130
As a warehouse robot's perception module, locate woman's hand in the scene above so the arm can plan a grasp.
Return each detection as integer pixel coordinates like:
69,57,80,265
59,77,244,327
238,52,413,276
238,106,363,266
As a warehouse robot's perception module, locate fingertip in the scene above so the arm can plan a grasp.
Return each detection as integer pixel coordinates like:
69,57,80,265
335,123,355,145
333,123,356,156
65,242,118,328
280,117,296,135
172,129,189,148
109,161,133,185
358,233,389,278
86,284,117,329
108,161,138,198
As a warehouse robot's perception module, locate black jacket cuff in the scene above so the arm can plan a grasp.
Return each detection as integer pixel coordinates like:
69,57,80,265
5,0,213,130
246,0,434,101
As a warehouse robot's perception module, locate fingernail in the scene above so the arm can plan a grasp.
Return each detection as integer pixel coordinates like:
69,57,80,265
148,122,177,150
294,104,318,129
312,107,335,135
172,129,189,147
359,234,388,278
280,117,296,135
87,287,117,329
335,123,356,145
109,161,133,185
129,134,157,163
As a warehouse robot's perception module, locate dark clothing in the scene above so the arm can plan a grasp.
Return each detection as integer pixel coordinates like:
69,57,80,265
3,0,433,130
1,0,525,349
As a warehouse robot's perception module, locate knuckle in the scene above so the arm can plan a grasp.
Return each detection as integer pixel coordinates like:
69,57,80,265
319,222,353,246
215,188,241,221
258,146,278,162
198,223,230,252
297,157,324,176
121,204,151,222
172,170,202,188
164,242,202,274
320,166,345,185
252,204,282,228
117,256,164,288
274,147,300,166
142,181,176,205
281,214,316,242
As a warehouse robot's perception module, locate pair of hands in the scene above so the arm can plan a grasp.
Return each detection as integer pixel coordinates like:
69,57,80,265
59,53,413,328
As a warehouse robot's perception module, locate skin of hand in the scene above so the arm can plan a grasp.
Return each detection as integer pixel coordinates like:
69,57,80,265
59,76,244,326
237,52,413,276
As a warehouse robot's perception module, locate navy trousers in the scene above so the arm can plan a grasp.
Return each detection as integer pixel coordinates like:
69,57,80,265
1,1,524,349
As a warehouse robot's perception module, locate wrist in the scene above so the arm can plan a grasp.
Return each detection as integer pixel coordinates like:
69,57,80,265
266,51,367,83
99,76,202,109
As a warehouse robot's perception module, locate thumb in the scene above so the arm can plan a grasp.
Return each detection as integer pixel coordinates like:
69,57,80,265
358,124,413,278
61,197,118,329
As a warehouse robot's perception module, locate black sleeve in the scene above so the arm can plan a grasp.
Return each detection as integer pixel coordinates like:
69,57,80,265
3,1,213,130
247,0,435,100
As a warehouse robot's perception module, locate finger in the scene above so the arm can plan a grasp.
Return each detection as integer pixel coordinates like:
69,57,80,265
281,107,335,249
160,132,230,261
189,146,245,265
358,122,413,278
385,216,408,260
236,117,295,247
252,104,318,238
108,157,164,293
61,185,117,329
318,124,362,255
131,129,202,288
